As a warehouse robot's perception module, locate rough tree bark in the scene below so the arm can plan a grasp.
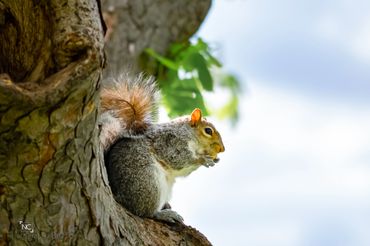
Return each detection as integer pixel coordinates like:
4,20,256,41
0,0,212,245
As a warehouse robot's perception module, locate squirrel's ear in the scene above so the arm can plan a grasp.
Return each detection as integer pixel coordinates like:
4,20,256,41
190,108,202,127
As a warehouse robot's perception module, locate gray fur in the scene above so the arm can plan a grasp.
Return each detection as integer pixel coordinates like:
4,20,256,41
106,136,160,217
146,121,206,170
101,74,224,223
105,120,210,219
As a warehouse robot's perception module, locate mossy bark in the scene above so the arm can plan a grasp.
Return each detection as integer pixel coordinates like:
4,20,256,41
0,0,212,245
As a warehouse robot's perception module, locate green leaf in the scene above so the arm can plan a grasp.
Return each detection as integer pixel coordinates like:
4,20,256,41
203,50,222,67
184,53,213,91
219,74,241,93
169,42,187,56
216,95,239,125
161,77,208,117
192,38,208,52
145,48,179,70
146,38,240,124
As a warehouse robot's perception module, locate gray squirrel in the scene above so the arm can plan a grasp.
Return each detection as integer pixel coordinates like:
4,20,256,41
99,73,225,223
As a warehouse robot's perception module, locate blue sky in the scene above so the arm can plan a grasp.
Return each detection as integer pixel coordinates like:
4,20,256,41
169,1,370,246
201,0,370,101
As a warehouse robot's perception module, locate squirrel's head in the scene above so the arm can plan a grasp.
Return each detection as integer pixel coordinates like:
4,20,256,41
189,108,225,165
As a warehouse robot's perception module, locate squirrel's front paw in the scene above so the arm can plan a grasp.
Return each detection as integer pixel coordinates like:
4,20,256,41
203,156,217,168
153,209,184,224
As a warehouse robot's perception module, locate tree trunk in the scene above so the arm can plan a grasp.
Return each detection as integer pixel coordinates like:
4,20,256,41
102,0,212,75
0,0,212,245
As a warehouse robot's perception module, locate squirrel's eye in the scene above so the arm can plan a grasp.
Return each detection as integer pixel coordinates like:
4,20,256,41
204,127,213,136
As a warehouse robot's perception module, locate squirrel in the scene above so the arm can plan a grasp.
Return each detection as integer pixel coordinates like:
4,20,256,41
99,73,225,223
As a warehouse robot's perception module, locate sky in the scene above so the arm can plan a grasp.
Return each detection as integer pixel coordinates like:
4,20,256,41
170,1,370,245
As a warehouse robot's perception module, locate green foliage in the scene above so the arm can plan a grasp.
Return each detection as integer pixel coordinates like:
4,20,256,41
146,38,241,123
215,73,241,125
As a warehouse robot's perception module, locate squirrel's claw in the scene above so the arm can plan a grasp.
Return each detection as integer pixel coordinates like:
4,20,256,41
153,209,184,224
203,156,217,168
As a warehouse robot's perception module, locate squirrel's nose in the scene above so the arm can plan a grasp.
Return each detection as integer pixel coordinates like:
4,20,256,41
214,143,225,153
219,143,225,153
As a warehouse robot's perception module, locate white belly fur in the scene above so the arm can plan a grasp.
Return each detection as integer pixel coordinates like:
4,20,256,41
152,159,174,212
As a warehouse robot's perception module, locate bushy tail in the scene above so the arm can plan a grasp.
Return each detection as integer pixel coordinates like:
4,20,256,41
99,73,159,150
